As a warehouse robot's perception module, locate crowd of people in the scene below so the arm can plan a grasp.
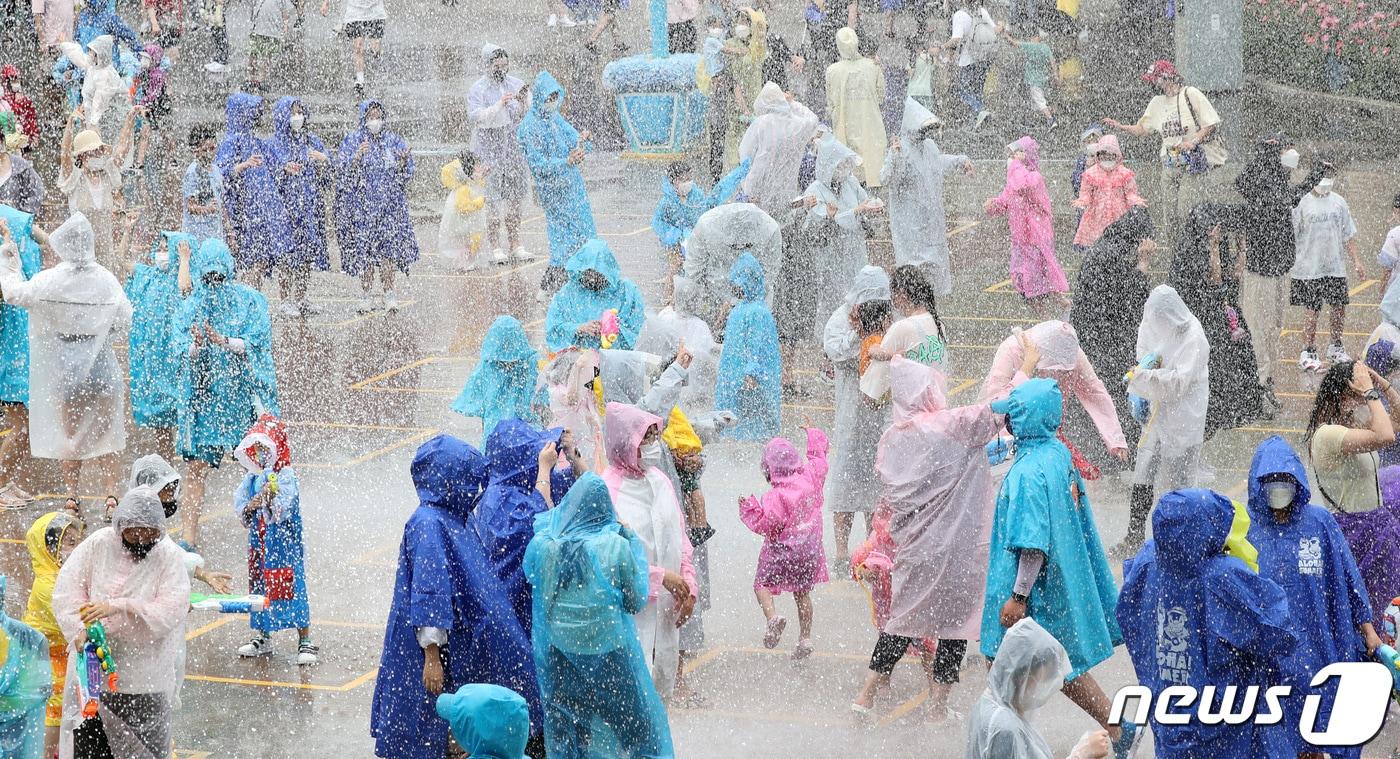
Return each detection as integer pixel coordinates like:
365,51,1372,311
3,0,1400,757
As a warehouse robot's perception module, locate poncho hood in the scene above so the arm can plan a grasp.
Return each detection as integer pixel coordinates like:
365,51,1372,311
271,96,304,143
1026,320,1080,373
761,437,802,478
479,43,505,66
1010,136,1041,174
728,251,765,302
485,419,563,491
479,315,537,363
898,96,939,137
836,26,860,60
1246,435,1312,524
129,454,180,494
411,434,489,518
564,239,622,288
843,265,890,309
225,92,262,134
753,82,789,116
814,135,859,188
356,98,385,127
434,684,530,759
193,238,236,279
234,413,293,474
603,402,661,478
1092,134,1123,159
1137,284,1196,357
87,35,114,66
26,511,76,581
986,617,1072,715
529,71,565,118
989,377,1060,441
50,213,96,268
890,356,950,427
1152,488,1234,570
114,485,167,532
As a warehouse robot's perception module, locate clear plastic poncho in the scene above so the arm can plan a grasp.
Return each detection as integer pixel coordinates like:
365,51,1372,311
965,617,1072,759
0,576,50,759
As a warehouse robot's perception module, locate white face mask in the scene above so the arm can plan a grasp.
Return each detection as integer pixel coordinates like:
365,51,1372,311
708,27,724,37
139,54,152,70
1264,481,1295,511
1098,158,1118,171
289,113,305,131
85,155,110,170
1316,177,1335,195
1280,148,1300,169
7,81,18,93
640,441,664,468
733,24,750,40
675,179,694,196
544,99,560,113
365,118,384,134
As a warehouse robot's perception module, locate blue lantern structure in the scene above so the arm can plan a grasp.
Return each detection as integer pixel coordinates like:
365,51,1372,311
601,0,708,160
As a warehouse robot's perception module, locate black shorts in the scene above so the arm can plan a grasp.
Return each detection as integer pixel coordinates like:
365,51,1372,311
344,19,384,39
1290,276,1350,310
155,27,183,47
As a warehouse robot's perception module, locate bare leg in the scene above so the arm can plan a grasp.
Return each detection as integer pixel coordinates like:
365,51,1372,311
919,646,954,719
486,214,501,251
1061,673,1122,742
1329,304,1346,346
154,426,177,464
279,267,294,301
833,512,854,562
795,591,813,640
0,403,33,490
360,269,375,294
1301,307,1321,349
351,37,365,81
94,452,119,501
380,263,397,293
754,587,776,620
853,670,890,709
505,202,522,252
294,266,310,304
183,459,211,547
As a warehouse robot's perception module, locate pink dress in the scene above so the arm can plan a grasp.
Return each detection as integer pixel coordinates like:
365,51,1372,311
1072,136,1145,248
740,427,831,594
986,136,1069,301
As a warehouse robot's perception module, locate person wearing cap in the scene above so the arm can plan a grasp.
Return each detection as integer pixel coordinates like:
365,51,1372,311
466,45,534,266
1103,59,1227,244
58,107,136,276
1289,157,1361,372
435,684,531,759
51,485,191,758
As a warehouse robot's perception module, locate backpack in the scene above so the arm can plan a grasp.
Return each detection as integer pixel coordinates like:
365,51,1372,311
966,10,1000,64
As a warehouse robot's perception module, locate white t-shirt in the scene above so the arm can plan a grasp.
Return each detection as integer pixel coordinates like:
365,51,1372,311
1311,423,1381,514
1378,224,1400,271
950,7,994,68
1137,86,1225,165
342,0,386,24
1290,191,1357,280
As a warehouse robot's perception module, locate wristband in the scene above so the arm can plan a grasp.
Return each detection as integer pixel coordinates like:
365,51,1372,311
1365,388,1383,402
1011,592,1030,605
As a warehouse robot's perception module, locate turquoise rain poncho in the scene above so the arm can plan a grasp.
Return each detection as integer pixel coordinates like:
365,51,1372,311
173,240,279,458
0,576,49,759
451,316,540,438
980,378,1122,679
523,473,674,759
517,71,597,267
0,205,42,404
126,231,190,429
714,252,781,441
435,684,531,759
544,239,645,352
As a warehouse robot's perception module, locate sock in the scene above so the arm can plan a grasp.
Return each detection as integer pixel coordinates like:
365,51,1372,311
354,71,364,84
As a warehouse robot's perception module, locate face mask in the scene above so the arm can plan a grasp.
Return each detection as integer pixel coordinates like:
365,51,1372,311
1264,482,1295,511
1083,143,1097,155
640,441,664,468
491,66,508,81
709,27,724,37
289,113,305,131
544,99,560,113
1316,177,1335,195
85,155,110,170
675,180,694,196
8,82,18,93
162,499,179,519
122,537,158,560
139,54,152,70
1280,148,1300,169
583,276,607,292
1098,158,1118,171
365,118,384,134
733,24,750,40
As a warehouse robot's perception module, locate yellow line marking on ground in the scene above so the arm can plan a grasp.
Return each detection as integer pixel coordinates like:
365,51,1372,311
947,378,979,397
1351,279,1378,297
1280,329,1372,337
340,668,380,690
948,220,983,236
943,314,1037,324
1236,426,1304,434
182,674,350,691
337,429,440,469
682,647,728,675
0,538,25,544
983,279,1012,293
878,689,929,727
186,615,238,641
783,403,836,412
286,420,434,433
348,357,442,390
175,751,211,759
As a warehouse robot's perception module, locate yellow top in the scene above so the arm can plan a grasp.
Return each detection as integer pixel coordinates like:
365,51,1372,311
1224,499,1260,574
24,512,77,646
662,406,702,455
440,159,487,217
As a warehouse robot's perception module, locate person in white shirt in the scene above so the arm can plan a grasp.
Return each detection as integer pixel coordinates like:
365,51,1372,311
1290,166,1363,372
465,44,534,264
1375,193,1400,329
319,0,387,94
938,0,997,130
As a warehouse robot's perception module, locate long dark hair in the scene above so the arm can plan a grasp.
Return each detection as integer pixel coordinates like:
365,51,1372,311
1305,360,1358,445
891,265,946,342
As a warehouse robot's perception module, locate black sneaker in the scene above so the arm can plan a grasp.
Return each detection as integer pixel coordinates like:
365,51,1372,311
297,639,320,666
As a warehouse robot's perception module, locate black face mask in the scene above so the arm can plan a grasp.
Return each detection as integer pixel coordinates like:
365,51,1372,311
162,499,179,519
123,537,159,560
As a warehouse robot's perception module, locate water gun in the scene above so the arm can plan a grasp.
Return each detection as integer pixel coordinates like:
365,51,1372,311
266,471,279,496
1374,644,1400,703
1224,306,1248,342
1123,353,1160,384
598,309,621,349
985,437,1012,467
190,593,270,614
1384,596,1400,643
1124,353,1159,425
77,621,118,719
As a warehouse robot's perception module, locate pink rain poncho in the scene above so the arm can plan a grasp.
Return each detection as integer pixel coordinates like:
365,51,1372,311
740,427,831,594
876,357,1000,640
600,402,695,699
1072,135,1145,248
985,136,1068,301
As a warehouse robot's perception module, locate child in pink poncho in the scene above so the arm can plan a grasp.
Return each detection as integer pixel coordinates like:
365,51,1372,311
740,426,830,659
1072,134,1145,249
984,136,1069,315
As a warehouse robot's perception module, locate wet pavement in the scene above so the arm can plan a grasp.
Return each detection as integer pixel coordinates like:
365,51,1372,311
5,0,1400,756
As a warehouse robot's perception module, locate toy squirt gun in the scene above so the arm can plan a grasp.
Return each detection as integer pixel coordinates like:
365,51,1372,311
76,621,118,719
190,593,270,613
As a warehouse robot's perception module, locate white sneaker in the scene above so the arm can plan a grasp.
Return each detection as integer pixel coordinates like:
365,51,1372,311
559,14,578,26
1326,342,1352,364
1299,348,1324,373
355,295,377,314
203,61,227,74
511,247,536,262
974,110,991,130
276,300,302,317
238,635,273,658
383,291,400,312
547,13,558,26
491,248,509,265
297,640,320,666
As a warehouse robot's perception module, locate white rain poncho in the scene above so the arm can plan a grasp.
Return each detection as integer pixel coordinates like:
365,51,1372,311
801,136,870,343
51,486,191,759
822,266,891,513
58,36,130,136
674,202,782,329
1129,284,1210,453
0,213,132,460
128,454,180,493
737,83,820,218
634,306,719,410
880,98,971,296
965,618,1072,759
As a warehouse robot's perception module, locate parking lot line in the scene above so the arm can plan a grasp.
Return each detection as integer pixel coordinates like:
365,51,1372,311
186,615,238,642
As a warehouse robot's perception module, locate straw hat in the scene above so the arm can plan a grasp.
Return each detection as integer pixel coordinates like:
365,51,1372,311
72,129,105,157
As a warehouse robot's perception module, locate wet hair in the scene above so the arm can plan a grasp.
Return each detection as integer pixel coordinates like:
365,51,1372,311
488,48,509,63
188,124,217,148
890,265,946,342
1392,192,1400,209
1305,360,1358,445
666,161,691,180
458,149,478,177
856,299,893,335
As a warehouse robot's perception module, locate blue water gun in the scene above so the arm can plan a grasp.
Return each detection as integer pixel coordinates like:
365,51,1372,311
1124,353,1159,425
1374,644,1400,703
190,593,270,614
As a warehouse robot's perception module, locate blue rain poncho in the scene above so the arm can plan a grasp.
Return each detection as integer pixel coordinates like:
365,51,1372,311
650,160,750,249
980,378,1122,679
334,100,421,276
215,93,293,273
0,576,48,759
435,684,531,759
372,435,542,758
1244,436,1371,758
523,473,674,759
1117,488,1297,757
266,97,330,271
126,231,188,429
173,240,279,460
75,0,138,48
0,205,41,404
471,421,574,634
451,316,540,438
544,239,646,352
714,252,781,440
517,71,597,267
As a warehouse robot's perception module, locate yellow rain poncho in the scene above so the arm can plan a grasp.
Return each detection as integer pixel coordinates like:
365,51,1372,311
23,512,81,647
823,27,887,187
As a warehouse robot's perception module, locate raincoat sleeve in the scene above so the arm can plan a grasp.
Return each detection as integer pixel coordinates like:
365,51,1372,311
615,283,646,351
50,539,96,645
0,242,39,307
1127,340,1206,403
652,195,688,249
938,152,970,174
739,494,784,538
1070,354,1128,450
544,294,585,351
945,404,1002,447
803,427,830,485
987,164,1037,216
1071,171,1095,209
978,337,1022,402
647,498,697,601
639,363,687,418
878,143,912,188
107,558,189,642
806,193,861,232
823,306,860,363
1206,565,1296,663
618,527,650,614
518,122,573,180
999,469,1053,557
705,159,751,207
402,518,458,630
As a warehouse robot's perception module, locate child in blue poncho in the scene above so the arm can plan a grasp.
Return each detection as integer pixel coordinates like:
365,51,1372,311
543,239,645,353
0,205,43,508
652,159,750,303
715,252,781,440
436,684,531,759
127,231,194,461
451,316,540,439
233,414,316,665
0,576,49,759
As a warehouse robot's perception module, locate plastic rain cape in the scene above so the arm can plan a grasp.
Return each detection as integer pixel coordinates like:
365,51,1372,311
966,617,1070,759
0,576,49,759
126,232,189,429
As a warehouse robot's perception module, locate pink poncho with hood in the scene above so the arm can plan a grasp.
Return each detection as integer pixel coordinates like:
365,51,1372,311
601,402,695,698
740,427,831,594
1072,134,1145,248
986,136,1069,301
875,357,1000,640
